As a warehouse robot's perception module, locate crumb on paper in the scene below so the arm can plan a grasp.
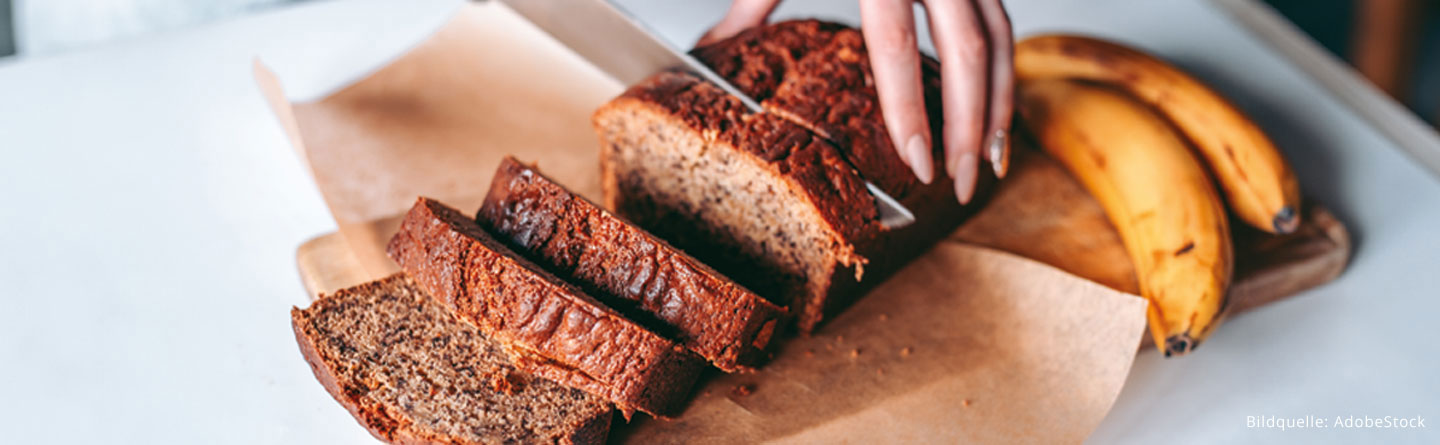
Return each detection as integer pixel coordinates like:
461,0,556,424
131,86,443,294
900,346,913,357
963,399,972,407
850,348,861,358
730,383,755,398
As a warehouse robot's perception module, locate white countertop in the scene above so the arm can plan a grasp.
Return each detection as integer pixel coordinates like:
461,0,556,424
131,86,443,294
1,0,1436,443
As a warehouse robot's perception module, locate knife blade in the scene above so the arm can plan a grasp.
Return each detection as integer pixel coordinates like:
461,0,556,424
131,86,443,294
494,0,916,229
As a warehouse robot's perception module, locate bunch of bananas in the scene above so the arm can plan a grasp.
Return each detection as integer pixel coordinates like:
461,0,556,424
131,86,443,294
1015,35,1302,357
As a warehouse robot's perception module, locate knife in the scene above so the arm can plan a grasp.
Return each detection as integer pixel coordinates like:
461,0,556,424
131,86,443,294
494,0,916,229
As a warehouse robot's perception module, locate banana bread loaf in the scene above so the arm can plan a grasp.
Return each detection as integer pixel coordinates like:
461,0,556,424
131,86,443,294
691,20,940,199
594,20,982,332
291,274,612,444
478,156,785,372
387,197,703,418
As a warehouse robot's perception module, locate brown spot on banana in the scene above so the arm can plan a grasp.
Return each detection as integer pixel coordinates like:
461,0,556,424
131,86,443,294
1221,144,1249,181
1175,241,1196,256
1131,210,1157,224
1088,150,1106,169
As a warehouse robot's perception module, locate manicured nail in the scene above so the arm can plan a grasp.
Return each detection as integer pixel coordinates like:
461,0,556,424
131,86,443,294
987,129,1010,179
952,152,978,204
904,134,934,184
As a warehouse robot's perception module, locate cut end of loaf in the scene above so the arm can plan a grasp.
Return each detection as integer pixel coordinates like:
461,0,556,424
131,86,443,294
594,19,971,333
290,274,612,444
594,88,868,332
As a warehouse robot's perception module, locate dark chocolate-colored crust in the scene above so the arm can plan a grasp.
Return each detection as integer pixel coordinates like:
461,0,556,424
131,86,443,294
290,274,613,445
691,19,947,199
386,197,703,418
479,157,784,372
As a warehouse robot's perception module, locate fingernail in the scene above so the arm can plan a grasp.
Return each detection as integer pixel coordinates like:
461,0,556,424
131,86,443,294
904,134,934,184
952,152,978,204
988,129,1010,179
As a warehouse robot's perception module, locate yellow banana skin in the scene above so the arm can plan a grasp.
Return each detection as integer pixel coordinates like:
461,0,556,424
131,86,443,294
1016,34,1302,234
1018,79,1235,356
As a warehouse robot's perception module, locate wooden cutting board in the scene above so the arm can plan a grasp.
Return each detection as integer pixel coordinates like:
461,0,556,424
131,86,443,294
296,146,1350,333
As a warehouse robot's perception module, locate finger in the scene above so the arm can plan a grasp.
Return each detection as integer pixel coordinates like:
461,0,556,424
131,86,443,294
924,0,990,204
976,0,1014,178
698,0,783,46
861,0,935,184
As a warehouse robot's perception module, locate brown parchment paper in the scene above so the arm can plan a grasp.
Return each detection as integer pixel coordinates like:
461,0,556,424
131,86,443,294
616,244,1146,443
256,0,622,276
259,2,1148,442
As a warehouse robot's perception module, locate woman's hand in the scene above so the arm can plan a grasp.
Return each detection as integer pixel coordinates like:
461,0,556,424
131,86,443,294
700,0,1013,204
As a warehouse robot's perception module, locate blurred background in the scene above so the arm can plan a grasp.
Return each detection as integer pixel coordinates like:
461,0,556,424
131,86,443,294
0,0,1434,122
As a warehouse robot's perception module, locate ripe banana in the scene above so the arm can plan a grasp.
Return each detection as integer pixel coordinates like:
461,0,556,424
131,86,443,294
1018,79,1234,356
1016,34,1302,234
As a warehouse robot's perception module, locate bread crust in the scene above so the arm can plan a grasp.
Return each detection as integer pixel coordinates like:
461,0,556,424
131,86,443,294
692,20,947,200
293,304,422,445
595,20,988,332
480,157,785,372
597,72,881,246
387,197,703,418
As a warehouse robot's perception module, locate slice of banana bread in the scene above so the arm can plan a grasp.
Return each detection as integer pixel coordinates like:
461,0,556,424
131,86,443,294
387,197,703,418
291,274,612,444
594,20,979,333
478,156,784,372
